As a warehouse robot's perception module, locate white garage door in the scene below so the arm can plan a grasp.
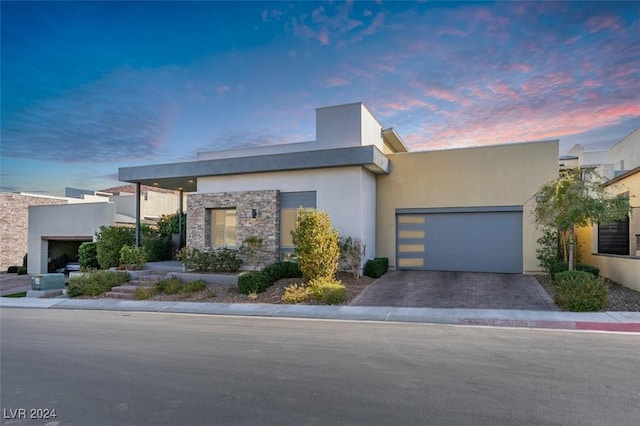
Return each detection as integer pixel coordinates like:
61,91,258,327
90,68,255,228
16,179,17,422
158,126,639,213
396,207,523,273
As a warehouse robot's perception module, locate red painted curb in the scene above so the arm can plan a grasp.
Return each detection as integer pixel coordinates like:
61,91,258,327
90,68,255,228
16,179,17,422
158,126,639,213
575,322,640,332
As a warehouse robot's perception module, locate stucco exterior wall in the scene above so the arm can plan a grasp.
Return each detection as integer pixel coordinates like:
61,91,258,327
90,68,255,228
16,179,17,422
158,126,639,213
316,103,384,151
376,140,559,273
0,193,68,271
196,166,377,261
576,170,640,290
28,202,116,274
610,128,640,171
109,190,180,222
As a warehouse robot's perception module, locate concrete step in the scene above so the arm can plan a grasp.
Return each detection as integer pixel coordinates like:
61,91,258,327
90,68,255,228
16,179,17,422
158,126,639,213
108,284,140,294
103,291,135,300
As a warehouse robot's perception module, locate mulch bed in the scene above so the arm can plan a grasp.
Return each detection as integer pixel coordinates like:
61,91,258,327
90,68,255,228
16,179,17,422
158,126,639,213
145,272,375,305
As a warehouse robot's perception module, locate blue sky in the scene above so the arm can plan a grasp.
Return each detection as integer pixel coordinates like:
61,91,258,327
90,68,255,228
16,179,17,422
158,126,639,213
1,1,638,195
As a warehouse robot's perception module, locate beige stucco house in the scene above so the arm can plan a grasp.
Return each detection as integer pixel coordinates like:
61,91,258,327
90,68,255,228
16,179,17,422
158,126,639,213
119,102,559,275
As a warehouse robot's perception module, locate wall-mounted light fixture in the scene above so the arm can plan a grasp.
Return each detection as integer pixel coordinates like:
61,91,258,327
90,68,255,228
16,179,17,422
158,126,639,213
252,208,259,219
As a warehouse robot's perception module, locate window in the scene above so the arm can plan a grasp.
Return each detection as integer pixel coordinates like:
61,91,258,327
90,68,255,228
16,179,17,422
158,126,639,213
598,216,629,255
280,208,299,248
211,209,236,247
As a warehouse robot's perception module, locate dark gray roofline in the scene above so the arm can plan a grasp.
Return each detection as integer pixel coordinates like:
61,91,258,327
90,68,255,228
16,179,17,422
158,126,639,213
119,145,389,191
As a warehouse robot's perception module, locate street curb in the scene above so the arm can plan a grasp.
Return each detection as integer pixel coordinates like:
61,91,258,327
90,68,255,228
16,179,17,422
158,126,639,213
1,298,640,332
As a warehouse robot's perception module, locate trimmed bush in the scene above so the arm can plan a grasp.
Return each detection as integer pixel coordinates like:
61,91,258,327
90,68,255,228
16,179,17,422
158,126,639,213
119,245,147,270
308,277,347,305
17,267,27,275
549,262,568,280
282,284,311,304
176,247,242,273
553,270,608,312
142,234,172,262
238,272,272,295
154,276,207,295
78,242,100,270
213,247,243,272
96,226,135,269
68,270,129,297
292,208,340,281
577,263,600,277
7,266,19,273
364,258,388,278
263,261,303,282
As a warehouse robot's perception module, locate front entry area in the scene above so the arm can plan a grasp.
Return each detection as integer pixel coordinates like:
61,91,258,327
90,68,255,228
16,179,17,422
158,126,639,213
396,207,523,274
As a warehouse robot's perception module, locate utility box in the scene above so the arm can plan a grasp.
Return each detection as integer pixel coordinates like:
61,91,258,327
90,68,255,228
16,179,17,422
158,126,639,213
31,273,65,291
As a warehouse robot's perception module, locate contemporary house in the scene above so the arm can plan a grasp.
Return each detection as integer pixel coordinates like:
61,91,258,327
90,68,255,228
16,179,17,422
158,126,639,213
16,186,182,274
573,128,640,291
119,102,559,274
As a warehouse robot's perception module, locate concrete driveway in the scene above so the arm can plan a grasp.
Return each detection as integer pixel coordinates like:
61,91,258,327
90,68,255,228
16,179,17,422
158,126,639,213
0,273,31,296
350,270,559,311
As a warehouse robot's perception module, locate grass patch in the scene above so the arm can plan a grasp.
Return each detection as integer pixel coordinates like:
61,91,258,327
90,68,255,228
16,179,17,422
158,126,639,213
2,291,27,298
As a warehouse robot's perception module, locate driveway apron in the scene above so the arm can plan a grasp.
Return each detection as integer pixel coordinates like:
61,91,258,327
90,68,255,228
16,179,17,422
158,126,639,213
350,270,559,311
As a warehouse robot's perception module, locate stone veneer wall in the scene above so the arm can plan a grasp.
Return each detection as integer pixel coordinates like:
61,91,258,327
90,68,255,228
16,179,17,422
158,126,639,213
187,191,280,266
0,193,68,271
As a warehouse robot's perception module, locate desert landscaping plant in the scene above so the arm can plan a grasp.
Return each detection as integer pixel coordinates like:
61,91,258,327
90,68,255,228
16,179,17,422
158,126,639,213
292,208,340,281
339,236,366,280
96,226,135,269
364,258,388,278
240,236,264,270
553,270,608,312
119,245,147,270
67,270,129,297
533,167,630,270
78,242,100,270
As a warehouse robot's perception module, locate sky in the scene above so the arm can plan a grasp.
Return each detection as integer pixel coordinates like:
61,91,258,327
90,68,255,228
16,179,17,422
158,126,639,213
1,1,639,196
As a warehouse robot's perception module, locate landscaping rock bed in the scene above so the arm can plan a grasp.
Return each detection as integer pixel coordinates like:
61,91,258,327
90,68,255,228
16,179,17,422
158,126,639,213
536,275,640,312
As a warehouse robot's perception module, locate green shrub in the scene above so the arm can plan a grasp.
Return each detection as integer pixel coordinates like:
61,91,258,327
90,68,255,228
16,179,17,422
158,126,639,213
549,262,568,280
78,242,100,270
156,212,187,236
281,283,311,304
308,277,347,305
364,258,388,278
339,236,367,280
238,272,271,295
292,208,341,281
134,287,155,300
142,234,172,262
96,226,135,269
67,270,129,297
119,245,147,270
553,270,608,312
263,261,303,282
154,276,207,295
7,266,19,273
213,247,242,272
536,227,562,272
17,267,27,275
576,263,600,277
176,247,242,273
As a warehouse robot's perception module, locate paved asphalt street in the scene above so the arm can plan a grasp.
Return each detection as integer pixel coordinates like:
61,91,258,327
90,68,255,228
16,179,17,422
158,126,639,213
1,309,639,425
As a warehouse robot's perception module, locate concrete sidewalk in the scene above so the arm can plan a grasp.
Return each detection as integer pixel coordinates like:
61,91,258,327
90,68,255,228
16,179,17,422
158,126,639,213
2,297,639,332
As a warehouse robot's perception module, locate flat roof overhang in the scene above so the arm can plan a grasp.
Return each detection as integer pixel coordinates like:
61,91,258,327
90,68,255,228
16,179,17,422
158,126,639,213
118,145,390,191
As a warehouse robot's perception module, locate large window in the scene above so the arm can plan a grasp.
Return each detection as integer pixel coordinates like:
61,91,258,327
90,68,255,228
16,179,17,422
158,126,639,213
598,216,629,255
280,191,316,260
211,209,236,247
280,208,298,249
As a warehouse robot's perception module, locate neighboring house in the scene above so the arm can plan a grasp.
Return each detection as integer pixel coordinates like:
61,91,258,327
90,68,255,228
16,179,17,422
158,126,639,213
560,128,640,291
0,193,70,271
576,167,640,291
559,127,640,179
119,102,559,274
16,186,182,274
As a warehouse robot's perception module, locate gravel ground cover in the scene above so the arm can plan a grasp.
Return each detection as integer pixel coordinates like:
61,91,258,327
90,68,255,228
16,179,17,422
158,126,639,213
536,275,640,311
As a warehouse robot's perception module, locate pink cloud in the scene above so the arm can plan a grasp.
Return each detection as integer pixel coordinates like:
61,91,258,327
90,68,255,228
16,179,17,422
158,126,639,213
425,88,459,103
216,84,230,94
318,30,330,45
587,15,623,33
324,77,350,87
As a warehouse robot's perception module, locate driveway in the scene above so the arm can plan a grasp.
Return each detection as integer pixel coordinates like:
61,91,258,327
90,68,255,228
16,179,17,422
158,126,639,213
0,273,31,296
350,270,559,311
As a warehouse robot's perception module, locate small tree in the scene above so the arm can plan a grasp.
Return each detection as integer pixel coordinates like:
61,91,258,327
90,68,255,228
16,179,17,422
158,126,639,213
240,236,264,270
339,237,366,280
292,208,340,281
533,167,630,270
